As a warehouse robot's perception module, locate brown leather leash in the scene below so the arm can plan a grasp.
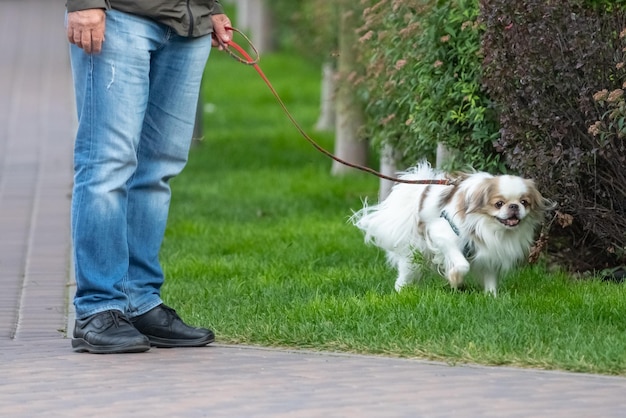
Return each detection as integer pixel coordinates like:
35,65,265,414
217,27,453,186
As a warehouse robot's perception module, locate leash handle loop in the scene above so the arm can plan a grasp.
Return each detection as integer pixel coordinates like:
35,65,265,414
217,27,451,186
218,26,259,65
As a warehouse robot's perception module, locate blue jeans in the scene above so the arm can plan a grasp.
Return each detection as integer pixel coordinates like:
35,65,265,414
69,10,212,319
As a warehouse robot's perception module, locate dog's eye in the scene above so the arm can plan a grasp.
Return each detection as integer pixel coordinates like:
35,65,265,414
521,199,529,208
495,201,504,209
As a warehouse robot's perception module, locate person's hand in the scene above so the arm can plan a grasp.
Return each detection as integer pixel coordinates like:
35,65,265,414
67,9,106,54
211,14,232,50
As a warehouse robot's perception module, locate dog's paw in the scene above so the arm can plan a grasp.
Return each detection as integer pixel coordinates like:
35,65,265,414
447,264,469,289
394,280,408,292
483,276,498,296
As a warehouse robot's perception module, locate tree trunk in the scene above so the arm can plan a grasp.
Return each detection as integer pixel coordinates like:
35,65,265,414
235,0,274,53
436,142,455,169
379,144,401,201
332,4,368,176
315,62,336,132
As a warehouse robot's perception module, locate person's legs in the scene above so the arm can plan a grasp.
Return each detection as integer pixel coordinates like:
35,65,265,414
122,24,215,349
69,9,214,352
70,10,162,319
124,31,212,317
69,10,167,353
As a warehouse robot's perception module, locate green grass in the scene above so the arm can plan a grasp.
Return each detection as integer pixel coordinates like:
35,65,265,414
161,48,626,376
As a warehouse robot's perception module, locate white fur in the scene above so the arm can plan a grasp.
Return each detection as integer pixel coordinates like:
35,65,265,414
351,162,553,295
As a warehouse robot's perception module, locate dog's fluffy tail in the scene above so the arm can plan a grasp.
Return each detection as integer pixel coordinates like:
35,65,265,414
350,161,441,255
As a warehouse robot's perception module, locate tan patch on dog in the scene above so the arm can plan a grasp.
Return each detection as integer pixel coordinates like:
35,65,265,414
467,178,497,215
448,267,465,289
438,184,458,210
419,185,431,213
417,220,425,237
524,178,556,213
454,189,467,221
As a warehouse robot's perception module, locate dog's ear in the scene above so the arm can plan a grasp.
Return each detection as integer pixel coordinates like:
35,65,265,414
465,181,493,214
525,179,557,212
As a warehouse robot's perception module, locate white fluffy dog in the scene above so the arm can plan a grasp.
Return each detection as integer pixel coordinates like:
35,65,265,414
351,162,554,295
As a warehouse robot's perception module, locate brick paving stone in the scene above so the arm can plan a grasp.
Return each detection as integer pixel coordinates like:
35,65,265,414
2,341,626,417
2,1,626,417
0,0,73,341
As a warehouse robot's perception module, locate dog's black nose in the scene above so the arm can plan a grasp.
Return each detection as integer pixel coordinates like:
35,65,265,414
509,203,519,211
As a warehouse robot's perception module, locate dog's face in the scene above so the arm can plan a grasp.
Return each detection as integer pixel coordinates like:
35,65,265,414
468,175,552,229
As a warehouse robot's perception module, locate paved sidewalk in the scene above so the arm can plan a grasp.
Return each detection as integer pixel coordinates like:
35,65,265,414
2,1,626,417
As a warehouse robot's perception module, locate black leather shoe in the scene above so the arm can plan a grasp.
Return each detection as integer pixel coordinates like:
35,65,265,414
131,304,215,348
72,310,151,354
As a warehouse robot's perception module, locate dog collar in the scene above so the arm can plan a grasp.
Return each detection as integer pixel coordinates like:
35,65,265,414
440,210,474,258
440,210,460,236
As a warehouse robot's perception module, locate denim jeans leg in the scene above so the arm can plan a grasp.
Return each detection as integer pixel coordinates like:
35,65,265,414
70,10,211,319
125,33,212,317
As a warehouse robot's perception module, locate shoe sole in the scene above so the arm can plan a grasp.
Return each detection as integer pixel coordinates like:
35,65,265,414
72,338,151,354
146,334,215,348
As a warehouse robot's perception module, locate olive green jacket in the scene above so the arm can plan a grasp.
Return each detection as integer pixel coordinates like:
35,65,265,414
66,0,225,37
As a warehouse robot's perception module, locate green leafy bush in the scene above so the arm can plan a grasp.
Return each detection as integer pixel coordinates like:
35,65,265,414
356,0,501,172
481,0,626,270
